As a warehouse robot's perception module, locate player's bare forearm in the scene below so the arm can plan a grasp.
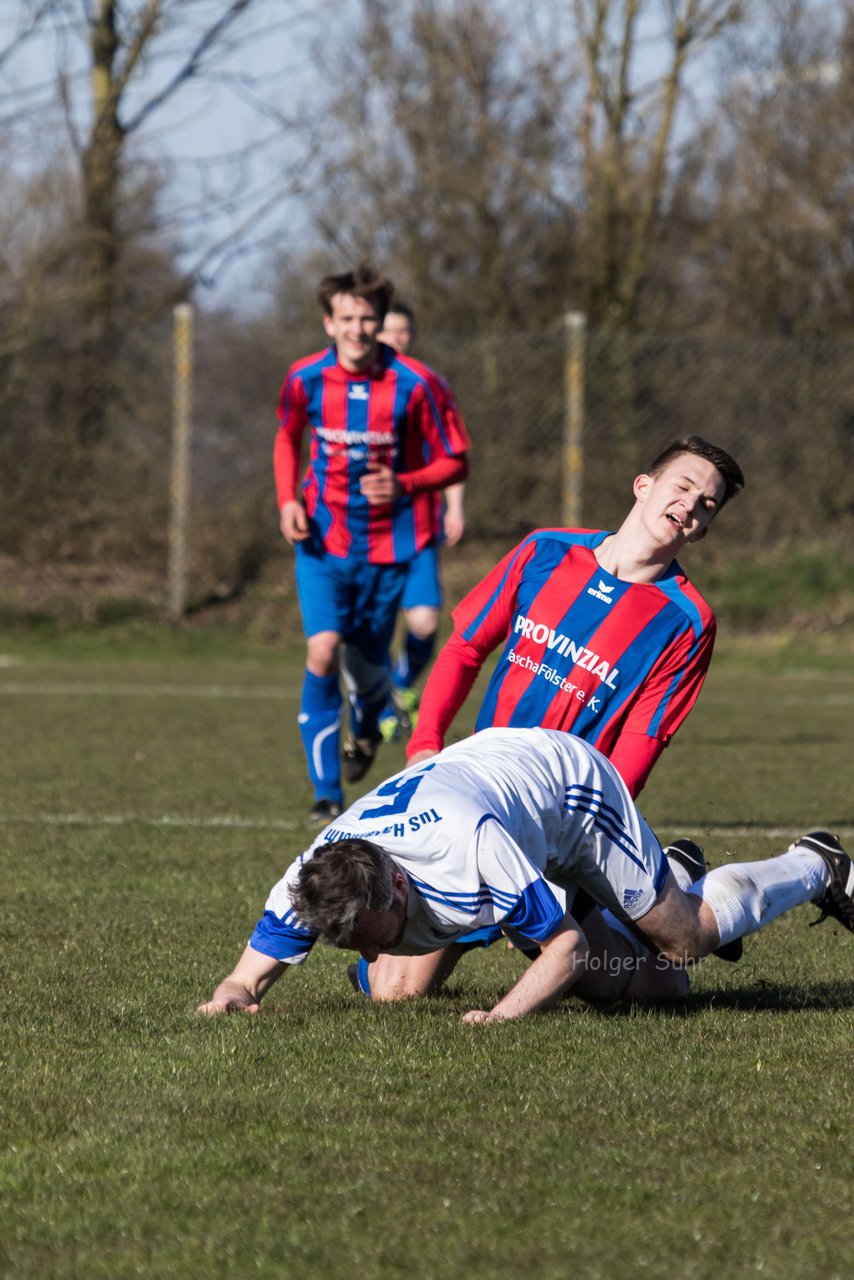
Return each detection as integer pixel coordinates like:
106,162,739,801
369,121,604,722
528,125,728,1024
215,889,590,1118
462,919,588,1024
197,945,287,1016
443,483,466,546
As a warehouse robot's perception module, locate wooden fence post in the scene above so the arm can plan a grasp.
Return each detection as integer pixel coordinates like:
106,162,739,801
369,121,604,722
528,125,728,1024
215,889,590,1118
563,311,587,528
168,303,193,622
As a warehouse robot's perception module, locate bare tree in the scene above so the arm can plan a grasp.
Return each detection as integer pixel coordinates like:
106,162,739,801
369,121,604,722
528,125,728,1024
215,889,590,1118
299,0,752,332
306,0,579,334
569,0,748,327
695,0,854,335
0,0,324,445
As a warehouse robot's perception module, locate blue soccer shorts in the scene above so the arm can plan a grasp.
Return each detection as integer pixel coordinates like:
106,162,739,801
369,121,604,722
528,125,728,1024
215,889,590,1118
295,539,409,664
401,541,442,611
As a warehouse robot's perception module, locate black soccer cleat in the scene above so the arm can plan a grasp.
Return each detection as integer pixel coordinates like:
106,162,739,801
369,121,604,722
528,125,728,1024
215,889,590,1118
664,838,707,883
341,735,380,784
664,837,743,962
798,831,854,932
309,797,342,825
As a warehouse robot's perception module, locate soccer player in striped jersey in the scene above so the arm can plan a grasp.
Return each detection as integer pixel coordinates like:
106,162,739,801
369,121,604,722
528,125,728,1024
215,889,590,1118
198,728,854,1021
408,436,744,793
274,264,470,824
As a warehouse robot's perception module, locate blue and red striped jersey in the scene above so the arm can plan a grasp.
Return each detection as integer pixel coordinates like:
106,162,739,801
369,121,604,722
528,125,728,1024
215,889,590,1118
453,529,715,756
274,344,470,564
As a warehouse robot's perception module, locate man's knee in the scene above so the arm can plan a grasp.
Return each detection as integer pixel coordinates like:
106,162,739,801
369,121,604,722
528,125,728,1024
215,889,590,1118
634,876,718,963
306,631,341,676
404,605,439,639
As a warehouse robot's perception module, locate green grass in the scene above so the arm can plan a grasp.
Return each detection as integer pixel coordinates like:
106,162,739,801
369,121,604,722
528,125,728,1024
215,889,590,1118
1,632,852,1279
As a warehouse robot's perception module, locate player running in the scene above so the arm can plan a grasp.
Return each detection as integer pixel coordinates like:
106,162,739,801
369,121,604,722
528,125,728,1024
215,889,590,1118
274,264,470,823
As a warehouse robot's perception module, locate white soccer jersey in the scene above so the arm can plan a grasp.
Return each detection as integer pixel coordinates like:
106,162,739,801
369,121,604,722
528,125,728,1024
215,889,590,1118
249,727,666,965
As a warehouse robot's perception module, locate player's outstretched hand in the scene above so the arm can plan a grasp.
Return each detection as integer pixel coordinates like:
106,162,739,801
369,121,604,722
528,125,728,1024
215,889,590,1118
408,748,437,765
197,979,261,1017
462,1009,506,1025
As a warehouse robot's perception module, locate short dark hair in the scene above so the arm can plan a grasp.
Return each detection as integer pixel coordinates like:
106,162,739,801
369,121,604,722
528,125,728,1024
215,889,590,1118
316,262,394,322
290,839,396,947
385,298,416,325
648,436,745,508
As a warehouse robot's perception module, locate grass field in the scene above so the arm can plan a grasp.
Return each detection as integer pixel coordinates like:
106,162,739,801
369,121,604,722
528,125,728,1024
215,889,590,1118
1,627,852,1280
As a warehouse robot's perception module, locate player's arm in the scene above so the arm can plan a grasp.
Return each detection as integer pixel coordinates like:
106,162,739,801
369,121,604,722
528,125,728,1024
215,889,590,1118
197,945,287,1016
407,629,483,759
443,482,466,546
360,369,471,506
608,732,665,799
463,912,589,1024
360,453,468,505
199,860,317,1015
274,373,310,542
463,818,588,1023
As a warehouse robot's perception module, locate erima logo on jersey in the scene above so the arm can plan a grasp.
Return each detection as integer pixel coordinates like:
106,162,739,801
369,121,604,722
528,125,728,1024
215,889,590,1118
348,384,370,401
512,614,619,687
587,579,616,605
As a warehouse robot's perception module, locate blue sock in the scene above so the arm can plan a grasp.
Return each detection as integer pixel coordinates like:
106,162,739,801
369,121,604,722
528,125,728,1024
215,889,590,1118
394,631,435,689
355,957,371,995
298,671,343,802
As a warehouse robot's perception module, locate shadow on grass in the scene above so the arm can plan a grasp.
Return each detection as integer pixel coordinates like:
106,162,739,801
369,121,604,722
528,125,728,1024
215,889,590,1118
681,978,854,1014
269,978,853,1029
696,817,854,831
576,979,854,1018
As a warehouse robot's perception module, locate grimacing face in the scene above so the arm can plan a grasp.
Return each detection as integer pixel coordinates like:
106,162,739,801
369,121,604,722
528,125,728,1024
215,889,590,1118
635,454,726,546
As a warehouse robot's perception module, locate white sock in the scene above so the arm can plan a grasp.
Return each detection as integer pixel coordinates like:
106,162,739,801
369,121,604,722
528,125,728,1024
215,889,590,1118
687,846,829,947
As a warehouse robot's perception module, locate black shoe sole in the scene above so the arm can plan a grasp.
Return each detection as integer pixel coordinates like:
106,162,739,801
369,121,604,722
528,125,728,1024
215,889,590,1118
799,831,854,932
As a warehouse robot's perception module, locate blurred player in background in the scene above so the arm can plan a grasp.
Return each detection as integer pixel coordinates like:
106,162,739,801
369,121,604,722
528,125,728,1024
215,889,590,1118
274,264,470,823
359,300,467,744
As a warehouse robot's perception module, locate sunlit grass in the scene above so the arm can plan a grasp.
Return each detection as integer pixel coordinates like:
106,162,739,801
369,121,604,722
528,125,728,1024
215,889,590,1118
1,634,851,1279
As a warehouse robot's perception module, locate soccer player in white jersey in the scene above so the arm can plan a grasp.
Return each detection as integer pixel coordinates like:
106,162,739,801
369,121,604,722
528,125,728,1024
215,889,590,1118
199,728,854,1022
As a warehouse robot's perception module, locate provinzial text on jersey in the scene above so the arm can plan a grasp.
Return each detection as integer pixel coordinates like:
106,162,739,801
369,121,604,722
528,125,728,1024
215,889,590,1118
316,427,397,446
512,615,620,687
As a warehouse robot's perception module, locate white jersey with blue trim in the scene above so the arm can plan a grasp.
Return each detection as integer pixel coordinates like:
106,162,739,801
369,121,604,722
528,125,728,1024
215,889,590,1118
249,727,664,965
